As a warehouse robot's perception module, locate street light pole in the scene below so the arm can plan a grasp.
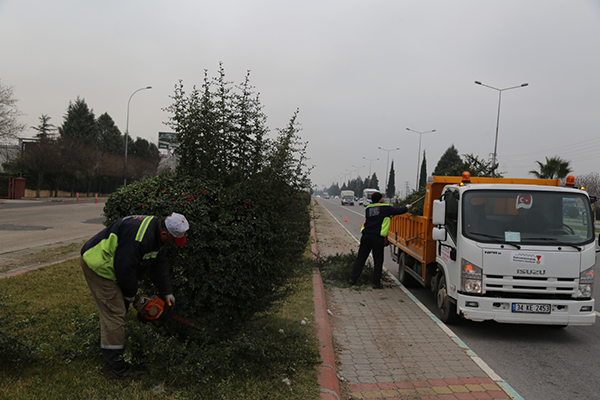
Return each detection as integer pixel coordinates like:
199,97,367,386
352,164,365,180
378,146,400,198
124,86,152,185
406,128,436,190
474,81,528,167
362,157,379,178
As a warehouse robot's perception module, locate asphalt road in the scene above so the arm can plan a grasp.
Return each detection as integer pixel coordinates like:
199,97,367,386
318,196,600,400
0,198,106,254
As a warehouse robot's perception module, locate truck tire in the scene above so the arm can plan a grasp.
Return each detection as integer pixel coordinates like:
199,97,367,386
398,252,417,287
436,274,459,324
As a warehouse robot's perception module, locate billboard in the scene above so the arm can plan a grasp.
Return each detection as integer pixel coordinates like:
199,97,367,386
158,132,178,149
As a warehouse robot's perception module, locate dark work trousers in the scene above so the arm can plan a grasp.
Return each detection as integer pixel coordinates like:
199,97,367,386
350,234,385,285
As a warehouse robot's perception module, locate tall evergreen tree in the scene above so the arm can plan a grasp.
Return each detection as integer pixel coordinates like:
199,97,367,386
31,114,56,141
386,160,396,198
58,97,99,147
370,173,379,190
418,150,427,189
433,145,462,176
96,113,123,155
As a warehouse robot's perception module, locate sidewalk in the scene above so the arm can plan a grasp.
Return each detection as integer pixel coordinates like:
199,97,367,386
312,200,516,400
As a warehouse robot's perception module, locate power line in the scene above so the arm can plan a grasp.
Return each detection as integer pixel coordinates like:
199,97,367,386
502,137,600,160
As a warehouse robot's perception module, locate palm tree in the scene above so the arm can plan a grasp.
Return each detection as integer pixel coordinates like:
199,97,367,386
529,156,572,179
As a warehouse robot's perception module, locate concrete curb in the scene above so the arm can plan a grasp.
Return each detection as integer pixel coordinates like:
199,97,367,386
311,208,341,400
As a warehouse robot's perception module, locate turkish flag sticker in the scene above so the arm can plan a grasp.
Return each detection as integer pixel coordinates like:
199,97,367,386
516,194,533,209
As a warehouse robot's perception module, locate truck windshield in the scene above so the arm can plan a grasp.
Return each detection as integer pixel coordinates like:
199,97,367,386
462,190,594,246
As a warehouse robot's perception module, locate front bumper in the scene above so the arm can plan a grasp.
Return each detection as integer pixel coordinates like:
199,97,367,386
457,293,596,326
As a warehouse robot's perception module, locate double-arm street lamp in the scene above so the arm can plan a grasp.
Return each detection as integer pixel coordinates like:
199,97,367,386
474,80,528,167
362,157,379,178
124,86,152,185
406,127,436,190
378,147,400,197
352,164,365,180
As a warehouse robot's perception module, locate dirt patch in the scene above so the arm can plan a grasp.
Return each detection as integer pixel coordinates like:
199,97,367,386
312,199,359,257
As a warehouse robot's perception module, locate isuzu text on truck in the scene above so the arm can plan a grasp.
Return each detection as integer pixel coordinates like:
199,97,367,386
388,172,597,326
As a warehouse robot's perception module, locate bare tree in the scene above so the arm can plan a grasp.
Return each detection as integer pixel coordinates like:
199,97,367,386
575,172,600,219
0,80,26,144
576,172,600,197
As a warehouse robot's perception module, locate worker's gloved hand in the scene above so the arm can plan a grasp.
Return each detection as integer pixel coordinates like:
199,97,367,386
124,296,135,310
164,294,175,306
405,204,412,210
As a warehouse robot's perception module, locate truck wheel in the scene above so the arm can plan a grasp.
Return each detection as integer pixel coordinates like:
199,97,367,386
436,274,459,324
398,252,417,287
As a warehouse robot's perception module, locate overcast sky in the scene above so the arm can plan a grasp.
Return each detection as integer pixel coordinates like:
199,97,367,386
2,1,599,195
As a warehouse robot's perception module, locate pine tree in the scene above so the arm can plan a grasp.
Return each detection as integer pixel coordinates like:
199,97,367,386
433,145,462,176
386,160,396,198
31,114,56,141
370,173,379,190
418,150,427,189
58,97,99,147
96,113,123,155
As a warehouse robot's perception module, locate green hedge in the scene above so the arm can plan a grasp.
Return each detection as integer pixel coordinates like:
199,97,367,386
103,172,311,342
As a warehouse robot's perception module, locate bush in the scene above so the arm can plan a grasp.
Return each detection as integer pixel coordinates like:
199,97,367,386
98,65,315,388
103,172,311,341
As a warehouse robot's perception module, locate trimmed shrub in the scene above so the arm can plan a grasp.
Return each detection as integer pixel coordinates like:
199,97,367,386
103,172,310,341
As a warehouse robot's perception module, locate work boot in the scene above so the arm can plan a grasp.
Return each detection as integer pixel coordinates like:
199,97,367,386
105,363,146,380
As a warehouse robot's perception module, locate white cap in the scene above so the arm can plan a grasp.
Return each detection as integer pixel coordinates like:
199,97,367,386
165,212,189,247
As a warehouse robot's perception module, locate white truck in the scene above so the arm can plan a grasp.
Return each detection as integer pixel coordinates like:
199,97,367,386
362,188,379,207
340,190,355,205
388,173,597,326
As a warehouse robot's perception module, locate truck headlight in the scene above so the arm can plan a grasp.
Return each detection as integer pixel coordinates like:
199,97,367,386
578,266,595,299
461,258,482,294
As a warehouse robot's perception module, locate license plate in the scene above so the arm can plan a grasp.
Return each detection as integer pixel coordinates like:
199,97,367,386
512,303,551,314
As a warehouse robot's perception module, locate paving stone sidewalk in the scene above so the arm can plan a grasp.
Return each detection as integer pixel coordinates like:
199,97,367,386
313,199,514,400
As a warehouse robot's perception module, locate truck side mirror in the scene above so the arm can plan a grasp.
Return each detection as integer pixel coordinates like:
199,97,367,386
433,200,445,225
432,227,447,241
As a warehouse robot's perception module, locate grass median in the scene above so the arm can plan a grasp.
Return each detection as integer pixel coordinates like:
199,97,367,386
0,255,321,399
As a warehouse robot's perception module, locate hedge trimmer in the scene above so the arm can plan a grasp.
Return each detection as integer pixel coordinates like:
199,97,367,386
133,294,202,332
